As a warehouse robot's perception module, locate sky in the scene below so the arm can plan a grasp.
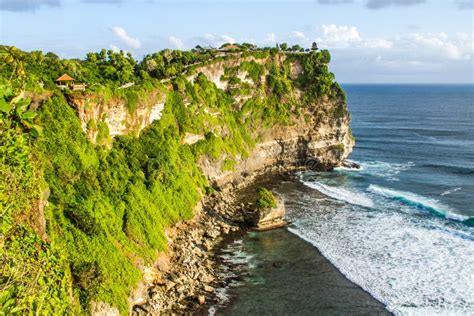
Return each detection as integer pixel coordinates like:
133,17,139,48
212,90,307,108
0,0,473,83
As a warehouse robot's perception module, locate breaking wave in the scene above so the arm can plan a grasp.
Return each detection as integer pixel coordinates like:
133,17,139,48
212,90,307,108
285,186,474,315
359,161,415,181
303,181,374,208
367,185,471,222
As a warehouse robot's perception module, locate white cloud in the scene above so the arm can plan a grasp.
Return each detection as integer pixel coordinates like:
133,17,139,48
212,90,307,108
312,24,471,63
364,38,394,49
317,24,361,47
109,44,120,52
264,32,277,44
292,31,307,40
276,23,471,82
408,32,472,60
111,26,141,49
202,33,235,47
167,33,236,50
168,36,184,49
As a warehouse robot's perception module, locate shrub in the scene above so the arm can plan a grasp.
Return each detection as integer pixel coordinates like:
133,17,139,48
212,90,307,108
255,187,277,210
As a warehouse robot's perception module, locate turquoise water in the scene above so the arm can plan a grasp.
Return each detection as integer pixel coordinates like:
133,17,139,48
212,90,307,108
214,85,474,315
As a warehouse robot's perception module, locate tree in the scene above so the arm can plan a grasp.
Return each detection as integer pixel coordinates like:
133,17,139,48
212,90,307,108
320,49,331,64
241,42,257,50
63,59,81,77
280,43,288,51
30,51,45,64
86,52,98,63
99,49,107,63
291,44,303,52
311,42,319,51
0,46,25,83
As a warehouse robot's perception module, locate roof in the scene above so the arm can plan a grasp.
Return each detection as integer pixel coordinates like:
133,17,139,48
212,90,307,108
222,44,239,50
56,74,75,81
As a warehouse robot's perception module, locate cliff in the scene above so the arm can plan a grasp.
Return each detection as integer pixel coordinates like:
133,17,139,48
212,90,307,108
0,48,353,315
69,52,353,187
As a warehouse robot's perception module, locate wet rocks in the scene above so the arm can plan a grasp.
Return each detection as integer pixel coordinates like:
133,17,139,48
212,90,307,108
132,172,295,315
136,189,250,315
341,159,361,170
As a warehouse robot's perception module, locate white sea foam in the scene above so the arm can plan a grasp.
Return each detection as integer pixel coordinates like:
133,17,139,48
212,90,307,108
286,199,474,315
209,238,254,315
368,184,470,222
441,187,462,196
359,161,415,181
335,166,359,171
303,181,374,208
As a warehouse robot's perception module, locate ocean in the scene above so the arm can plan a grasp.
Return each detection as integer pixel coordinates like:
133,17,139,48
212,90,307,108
212,84,474,315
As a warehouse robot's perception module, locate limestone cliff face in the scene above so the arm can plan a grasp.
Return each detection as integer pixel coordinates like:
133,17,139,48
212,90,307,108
68,90,166,142
68,53,353,186
199,94,353,188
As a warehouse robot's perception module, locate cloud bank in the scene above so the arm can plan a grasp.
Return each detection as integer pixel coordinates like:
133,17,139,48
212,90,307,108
365,0,426,10
0,0,122,12
0,0,60,12
455,0,474,10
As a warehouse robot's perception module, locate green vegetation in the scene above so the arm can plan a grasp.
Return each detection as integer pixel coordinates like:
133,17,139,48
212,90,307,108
0,43,346,314
0,88,74,315
255,187,277,210
329,143,345,152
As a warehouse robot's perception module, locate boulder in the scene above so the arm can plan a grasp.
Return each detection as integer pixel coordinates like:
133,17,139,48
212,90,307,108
165,281,176,291
340,159,361,170
253,198,286,231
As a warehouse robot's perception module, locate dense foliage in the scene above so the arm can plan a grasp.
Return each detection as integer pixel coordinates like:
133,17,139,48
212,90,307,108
0,43,346,314
255,187,277,210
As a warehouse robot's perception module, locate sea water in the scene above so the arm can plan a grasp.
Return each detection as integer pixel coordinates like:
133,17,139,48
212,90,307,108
288,84,474,314
214,85,474,315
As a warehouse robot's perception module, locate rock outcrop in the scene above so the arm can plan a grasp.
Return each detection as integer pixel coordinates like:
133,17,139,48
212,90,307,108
253,197,286,231
199,95,354,189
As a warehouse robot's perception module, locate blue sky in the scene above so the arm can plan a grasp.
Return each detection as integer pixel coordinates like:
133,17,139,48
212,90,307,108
1,0,473,83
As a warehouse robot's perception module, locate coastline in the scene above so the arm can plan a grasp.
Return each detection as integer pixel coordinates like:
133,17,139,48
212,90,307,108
132,171,389,315
132,170,293,314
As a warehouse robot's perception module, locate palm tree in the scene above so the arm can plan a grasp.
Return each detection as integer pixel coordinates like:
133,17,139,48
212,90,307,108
0,46,25,83
63,59,81,77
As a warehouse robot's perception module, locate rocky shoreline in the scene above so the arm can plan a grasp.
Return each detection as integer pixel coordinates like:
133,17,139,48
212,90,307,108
131,170,292,315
